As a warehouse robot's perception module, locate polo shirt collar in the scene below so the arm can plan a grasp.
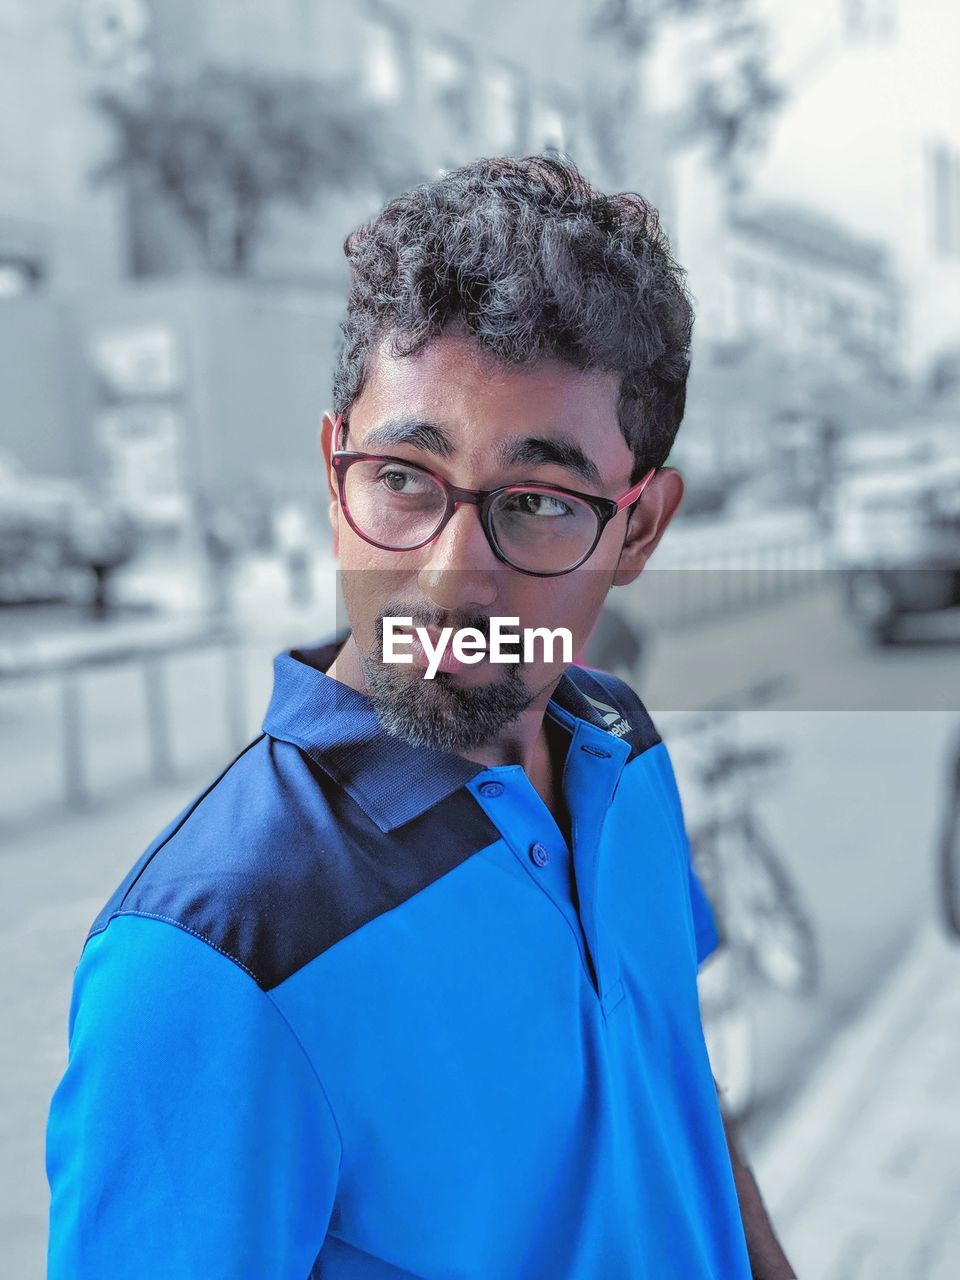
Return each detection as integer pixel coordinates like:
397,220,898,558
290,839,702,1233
262,629,620,833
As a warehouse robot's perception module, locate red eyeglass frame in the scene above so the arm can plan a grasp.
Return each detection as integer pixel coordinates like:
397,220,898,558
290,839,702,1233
329,412,658,577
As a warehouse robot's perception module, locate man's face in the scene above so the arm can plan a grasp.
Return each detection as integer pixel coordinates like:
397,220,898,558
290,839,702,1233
320,329,680,752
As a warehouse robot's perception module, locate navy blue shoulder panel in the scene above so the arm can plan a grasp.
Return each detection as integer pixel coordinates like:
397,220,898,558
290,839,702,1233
89,736,500,992
86,735,267,944
563,664,661,761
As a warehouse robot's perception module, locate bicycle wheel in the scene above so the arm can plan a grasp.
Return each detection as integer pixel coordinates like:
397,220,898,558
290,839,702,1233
938,735,960,941
691,831,757,1117
698,949,756,1119
737,819,820,998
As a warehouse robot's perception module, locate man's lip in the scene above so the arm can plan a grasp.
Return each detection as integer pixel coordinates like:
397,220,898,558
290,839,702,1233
419,625,488,646
403,626,495,674
408,632,470,673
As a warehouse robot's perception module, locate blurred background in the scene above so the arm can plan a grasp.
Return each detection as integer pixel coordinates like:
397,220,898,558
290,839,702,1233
2,1,959,1275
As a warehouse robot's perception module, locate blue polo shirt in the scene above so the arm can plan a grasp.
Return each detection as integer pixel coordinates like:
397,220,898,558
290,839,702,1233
46,632,751,1279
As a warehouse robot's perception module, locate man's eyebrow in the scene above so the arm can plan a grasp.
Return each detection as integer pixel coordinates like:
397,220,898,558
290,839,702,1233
359,418,603,487
360,418,456,457
496,435,603,487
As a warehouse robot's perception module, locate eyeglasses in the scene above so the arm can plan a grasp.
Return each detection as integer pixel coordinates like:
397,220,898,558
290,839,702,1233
330,413,657,577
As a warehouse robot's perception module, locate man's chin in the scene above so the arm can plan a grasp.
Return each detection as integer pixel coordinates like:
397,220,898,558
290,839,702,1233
360,657,534,753
368,688,492,753
371,652,498,689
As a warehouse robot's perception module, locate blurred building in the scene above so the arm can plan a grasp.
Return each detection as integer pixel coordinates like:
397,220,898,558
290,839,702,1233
674,188,900,376
134,0,664,277
645,0,945,503
0,0,666,534
0,0,134,296
715,205,898,376
749,0,960,380
0,0,136,477
663,145,902,500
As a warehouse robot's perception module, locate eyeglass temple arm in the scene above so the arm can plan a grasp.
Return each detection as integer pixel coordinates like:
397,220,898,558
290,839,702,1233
614,467,658,512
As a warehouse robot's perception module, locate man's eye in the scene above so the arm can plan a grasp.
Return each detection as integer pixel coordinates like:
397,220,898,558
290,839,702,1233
377,468,431,494
507,492,574,518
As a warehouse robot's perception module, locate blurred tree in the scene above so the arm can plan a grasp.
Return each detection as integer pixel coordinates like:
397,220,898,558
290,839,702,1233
92,65,420,274
587,0,783,186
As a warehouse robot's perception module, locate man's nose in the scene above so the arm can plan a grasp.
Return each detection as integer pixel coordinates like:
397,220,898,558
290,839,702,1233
417,502,499,611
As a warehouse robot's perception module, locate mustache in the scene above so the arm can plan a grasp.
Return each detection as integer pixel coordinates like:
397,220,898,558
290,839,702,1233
375,603,494,641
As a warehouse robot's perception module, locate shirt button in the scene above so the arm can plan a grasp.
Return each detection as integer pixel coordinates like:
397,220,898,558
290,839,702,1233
529,842,550,867
479,781,504,798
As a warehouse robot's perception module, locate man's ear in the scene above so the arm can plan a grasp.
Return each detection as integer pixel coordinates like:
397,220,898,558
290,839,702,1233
611,467,684,587
319,411,341,557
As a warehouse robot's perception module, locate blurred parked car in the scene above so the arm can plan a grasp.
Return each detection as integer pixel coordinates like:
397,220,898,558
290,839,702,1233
0,454,79,605
835,443,960,644
0,453,137,611
62,500,139,617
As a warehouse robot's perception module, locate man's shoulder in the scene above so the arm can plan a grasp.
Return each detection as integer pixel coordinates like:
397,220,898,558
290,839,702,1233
85,733,377,991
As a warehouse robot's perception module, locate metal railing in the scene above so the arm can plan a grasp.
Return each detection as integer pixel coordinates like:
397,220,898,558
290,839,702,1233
645,527,832,629
0,617,248,809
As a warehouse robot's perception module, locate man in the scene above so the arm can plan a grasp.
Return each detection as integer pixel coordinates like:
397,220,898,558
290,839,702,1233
46,155,795,1278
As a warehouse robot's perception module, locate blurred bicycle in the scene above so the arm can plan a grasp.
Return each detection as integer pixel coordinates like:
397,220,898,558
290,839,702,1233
938,724,960,941
664,678,819,1118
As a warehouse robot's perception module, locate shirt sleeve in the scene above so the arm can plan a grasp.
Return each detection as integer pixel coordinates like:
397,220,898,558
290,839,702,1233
652,738,721,969
46,913,342,1278
687,857,720,968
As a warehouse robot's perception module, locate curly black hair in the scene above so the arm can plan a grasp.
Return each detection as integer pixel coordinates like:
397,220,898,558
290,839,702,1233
332,154,694,481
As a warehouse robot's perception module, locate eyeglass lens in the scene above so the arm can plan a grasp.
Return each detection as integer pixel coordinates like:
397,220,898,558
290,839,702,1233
342,458,601,573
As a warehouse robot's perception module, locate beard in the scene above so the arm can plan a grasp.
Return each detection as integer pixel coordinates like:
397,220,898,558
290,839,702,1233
358,604,538,753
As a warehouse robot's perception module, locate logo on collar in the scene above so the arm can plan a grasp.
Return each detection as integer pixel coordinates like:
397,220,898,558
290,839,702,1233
583,694,632,738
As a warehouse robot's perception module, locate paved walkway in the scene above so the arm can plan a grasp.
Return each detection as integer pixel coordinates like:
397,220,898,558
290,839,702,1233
753,924,960,1279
